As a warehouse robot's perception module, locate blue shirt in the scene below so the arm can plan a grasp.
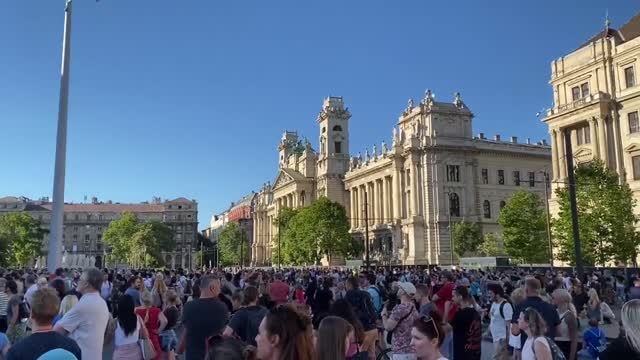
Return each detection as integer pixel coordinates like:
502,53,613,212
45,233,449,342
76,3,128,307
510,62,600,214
0,332,9,352
583,326,606,357
124,288,141,306
367,286,383,313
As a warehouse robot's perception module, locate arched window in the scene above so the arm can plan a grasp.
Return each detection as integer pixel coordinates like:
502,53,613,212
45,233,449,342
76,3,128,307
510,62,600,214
449,193,460,217
299,191,306,206
333,125,343,131
499,201,506,210
483,200,491,219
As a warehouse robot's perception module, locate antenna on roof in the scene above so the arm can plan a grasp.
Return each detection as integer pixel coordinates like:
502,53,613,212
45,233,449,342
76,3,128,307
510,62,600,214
605,8,611,29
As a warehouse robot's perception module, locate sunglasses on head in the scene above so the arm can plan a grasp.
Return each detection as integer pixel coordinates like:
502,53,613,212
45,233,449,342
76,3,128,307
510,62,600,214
419,315,439,340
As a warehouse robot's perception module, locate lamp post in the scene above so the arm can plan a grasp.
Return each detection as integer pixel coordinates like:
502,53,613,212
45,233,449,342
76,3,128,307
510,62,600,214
363,191,370,270
444,191,454,266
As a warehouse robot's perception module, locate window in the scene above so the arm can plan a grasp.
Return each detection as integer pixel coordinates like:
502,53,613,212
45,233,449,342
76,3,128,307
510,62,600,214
529,172,536,187
74,214,79,221
498,170,505,185
97,234,102,241
581,82,590,98
334,141,342,154
630,112,640,134
572,86,581,101
85,234,90,241
449,193,460,217
98,214,103,221
483,200,491,219
73,234,78,241
500,201,506,210
513,171,520,186
73,226,78,232
577,127,584,145
178,205,183,209
481,169,489,184
633,155,640,180
576,125,591,145
333,125,343,131
626,66,636,88
406,169,411,187
86,214,92,221
447,165,460,182
96,243,102,251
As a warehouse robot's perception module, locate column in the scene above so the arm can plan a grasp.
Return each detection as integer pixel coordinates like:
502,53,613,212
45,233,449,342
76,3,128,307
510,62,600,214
350,188,356,228
589,118,599,158
361,184,368,226
392,163,401,221
551,129,560,180
377,180,384,223
571,128,578,149
556,130,566,179
598,116,609,166
385,177,392,222
410,160,419,216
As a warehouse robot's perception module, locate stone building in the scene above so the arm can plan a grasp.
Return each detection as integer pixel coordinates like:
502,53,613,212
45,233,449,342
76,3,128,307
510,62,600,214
543,13,640,217
227,193,257,265
251,93,551,266
0,196,198,269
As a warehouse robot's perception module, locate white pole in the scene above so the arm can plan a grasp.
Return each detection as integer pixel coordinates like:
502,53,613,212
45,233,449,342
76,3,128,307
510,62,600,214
48,0,72,274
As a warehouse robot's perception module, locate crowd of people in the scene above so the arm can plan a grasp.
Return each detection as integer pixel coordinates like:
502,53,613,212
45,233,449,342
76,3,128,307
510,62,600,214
1,265,640,359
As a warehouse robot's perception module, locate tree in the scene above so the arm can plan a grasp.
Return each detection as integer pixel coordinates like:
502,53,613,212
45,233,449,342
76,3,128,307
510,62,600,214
280,197,355,265
452,221,482,257
553,160,639,266
273,208,299,266
103,212,139,265
218,222,250,267
499,190,549,264
478,233,504,257
0,213,47,267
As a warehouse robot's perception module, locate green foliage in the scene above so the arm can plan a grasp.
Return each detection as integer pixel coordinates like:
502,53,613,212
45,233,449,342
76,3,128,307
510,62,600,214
478,233,504,257
452,221,482,257
0,212,47,267
553,160,639,266
280,197,355,265
499,190,549,264
218,222,250,267
103,213,175,267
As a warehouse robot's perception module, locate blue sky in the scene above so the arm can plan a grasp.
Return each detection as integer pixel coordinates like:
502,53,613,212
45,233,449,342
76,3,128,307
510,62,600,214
1,0,636,229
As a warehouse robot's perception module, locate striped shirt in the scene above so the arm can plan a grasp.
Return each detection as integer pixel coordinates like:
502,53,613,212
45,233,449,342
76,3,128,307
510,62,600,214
0,292,8,317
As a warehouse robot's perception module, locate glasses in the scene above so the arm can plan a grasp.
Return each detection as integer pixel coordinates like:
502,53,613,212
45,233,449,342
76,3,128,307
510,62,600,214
420,315,439,340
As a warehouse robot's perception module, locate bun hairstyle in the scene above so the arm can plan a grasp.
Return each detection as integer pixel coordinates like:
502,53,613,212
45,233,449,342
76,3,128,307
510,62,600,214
264,304,316,360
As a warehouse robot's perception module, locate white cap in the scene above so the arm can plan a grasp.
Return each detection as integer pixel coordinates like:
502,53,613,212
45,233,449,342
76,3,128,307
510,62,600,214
397,282,416,296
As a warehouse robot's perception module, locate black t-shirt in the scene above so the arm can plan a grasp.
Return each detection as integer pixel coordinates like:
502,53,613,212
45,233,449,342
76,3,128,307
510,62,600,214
218,293,233,313
573,291,589,312
511,296,560,347
600,336,640,360
451,307,482,360
6,332,82,360
228,305,268,346
182,297,229,360
164,305,180,331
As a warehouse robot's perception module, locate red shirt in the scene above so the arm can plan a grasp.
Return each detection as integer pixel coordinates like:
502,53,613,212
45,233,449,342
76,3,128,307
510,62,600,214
435,282,454,315
269,281,290,305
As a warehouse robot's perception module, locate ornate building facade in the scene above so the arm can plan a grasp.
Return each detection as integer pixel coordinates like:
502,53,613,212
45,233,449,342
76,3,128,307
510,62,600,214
251,92,551,266
543,14,640,217
0,196,198,269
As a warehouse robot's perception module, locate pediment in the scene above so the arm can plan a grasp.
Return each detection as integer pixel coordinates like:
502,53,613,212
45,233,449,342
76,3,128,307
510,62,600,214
273,170,294,189
573,147,593,159
624,143,640,153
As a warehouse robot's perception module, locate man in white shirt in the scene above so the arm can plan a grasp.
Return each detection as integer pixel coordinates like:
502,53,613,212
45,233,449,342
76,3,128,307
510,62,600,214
487,283,513,353
55,267,109,360
23,275,38,307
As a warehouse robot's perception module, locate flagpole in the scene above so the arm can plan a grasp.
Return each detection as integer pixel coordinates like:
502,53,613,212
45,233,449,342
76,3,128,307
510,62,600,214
48,0,73,274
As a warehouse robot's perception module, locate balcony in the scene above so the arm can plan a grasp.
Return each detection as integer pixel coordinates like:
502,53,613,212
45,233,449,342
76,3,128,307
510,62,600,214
546,91,610,117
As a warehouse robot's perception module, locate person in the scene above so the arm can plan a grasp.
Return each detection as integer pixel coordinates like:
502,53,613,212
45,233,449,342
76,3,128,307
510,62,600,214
50,279,66,301
599,299,640,359
54,267,110,360
487,283,513,354
5,280,25,344
53,295,78,326
268,273,290,306
152,274,168,309
254,304,316,360
136,291,166,360
0,328,8,358
0,279,9,332
450,286,481,360
578,318,607,360
159,290,180,360
178,274,229,360
586,289,602,322
518,307,552,360
224,286,267,346
629,278,640,301
316,316,355,360
312,278,333,328
382,282,419,359
330,299,366,356
551,288,578,360
510,287,525,359
511,278,560,348
571,281,588,315
113,295,145,360
410,311,447,360
363,273,383,315
125,276,143,307
415,284,435,317
22,275,37,308
6,288,81,360
345,277,377,360
432,271,455,317
205,336,256,360
101,272,113,310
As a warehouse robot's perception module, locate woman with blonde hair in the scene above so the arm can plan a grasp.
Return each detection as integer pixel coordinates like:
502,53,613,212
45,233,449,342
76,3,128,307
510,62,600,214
151,273,169,309
316,316,356,360
510,288,526,360
586,289,602,323
599,299,640,359
518,307,552,360
52,294,78,325
552,288,578,360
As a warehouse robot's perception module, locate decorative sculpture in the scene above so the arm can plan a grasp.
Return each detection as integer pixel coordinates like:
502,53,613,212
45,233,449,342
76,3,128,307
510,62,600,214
454,92,463,108
382,140,388,154
365,149,371,163
372,144,377,158
423,89,434,107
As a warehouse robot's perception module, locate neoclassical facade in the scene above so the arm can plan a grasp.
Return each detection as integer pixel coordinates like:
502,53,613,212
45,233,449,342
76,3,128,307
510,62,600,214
544,14,640,217
251,93,551,266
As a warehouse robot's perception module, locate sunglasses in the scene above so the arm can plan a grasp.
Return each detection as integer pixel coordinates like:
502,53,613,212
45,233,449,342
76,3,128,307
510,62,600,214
419,315,439,340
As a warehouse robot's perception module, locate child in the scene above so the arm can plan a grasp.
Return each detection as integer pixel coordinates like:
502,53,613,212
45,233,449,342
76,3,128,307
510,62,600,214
578,318,607,359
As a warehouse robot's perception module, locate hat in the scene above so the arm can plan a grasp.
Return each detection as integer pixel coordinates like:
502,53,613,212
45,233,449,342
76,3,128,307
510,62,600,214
459,278,471,287
397,282,416,296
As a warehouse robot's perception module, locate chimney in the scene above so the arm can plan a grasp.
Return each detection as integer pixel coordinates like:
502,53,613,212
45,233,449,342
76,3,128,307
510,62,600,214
91,197,98,204
479,132,485,140
526,138,531,145
510,136,518,143
494,134,501,141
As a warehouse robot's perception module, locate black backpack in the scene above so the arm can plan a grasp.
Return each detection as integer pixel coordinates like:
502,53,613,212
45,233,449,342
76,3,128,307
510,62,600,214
361,291,378,325
18,298,29,320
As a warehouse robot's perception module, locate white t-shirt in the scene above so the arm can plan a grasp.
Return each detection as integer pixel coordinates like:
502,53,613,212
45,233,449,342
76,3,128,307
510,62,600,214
24,284,38,306
489,300,513,342
56,292,109,360
522,336,550,360
115,318,140,347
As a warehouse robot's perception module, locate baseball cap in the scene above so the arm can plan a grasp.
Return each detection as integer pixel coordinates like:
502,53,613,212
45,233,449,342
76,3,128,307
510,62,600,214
397,282,416,296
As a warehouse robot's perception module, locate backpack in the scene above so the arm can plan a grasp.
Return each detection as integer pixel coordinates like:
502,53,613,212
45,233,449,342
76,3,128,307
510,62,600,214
531,336,566,360
17,298,29,320
586,328,607,355
498,300,512,320
368,286,386,313
371,285,388,304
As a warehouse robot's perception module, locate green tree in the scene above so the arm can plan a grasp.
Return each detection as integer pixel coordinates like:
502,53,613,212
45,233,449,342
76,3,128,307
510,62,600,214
499,190,549,264
553,160,639,266
273,208,299,266
452,221,482,257
218,222,250,267
478,233,504,257
103,212,139,265
0,213,47,266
